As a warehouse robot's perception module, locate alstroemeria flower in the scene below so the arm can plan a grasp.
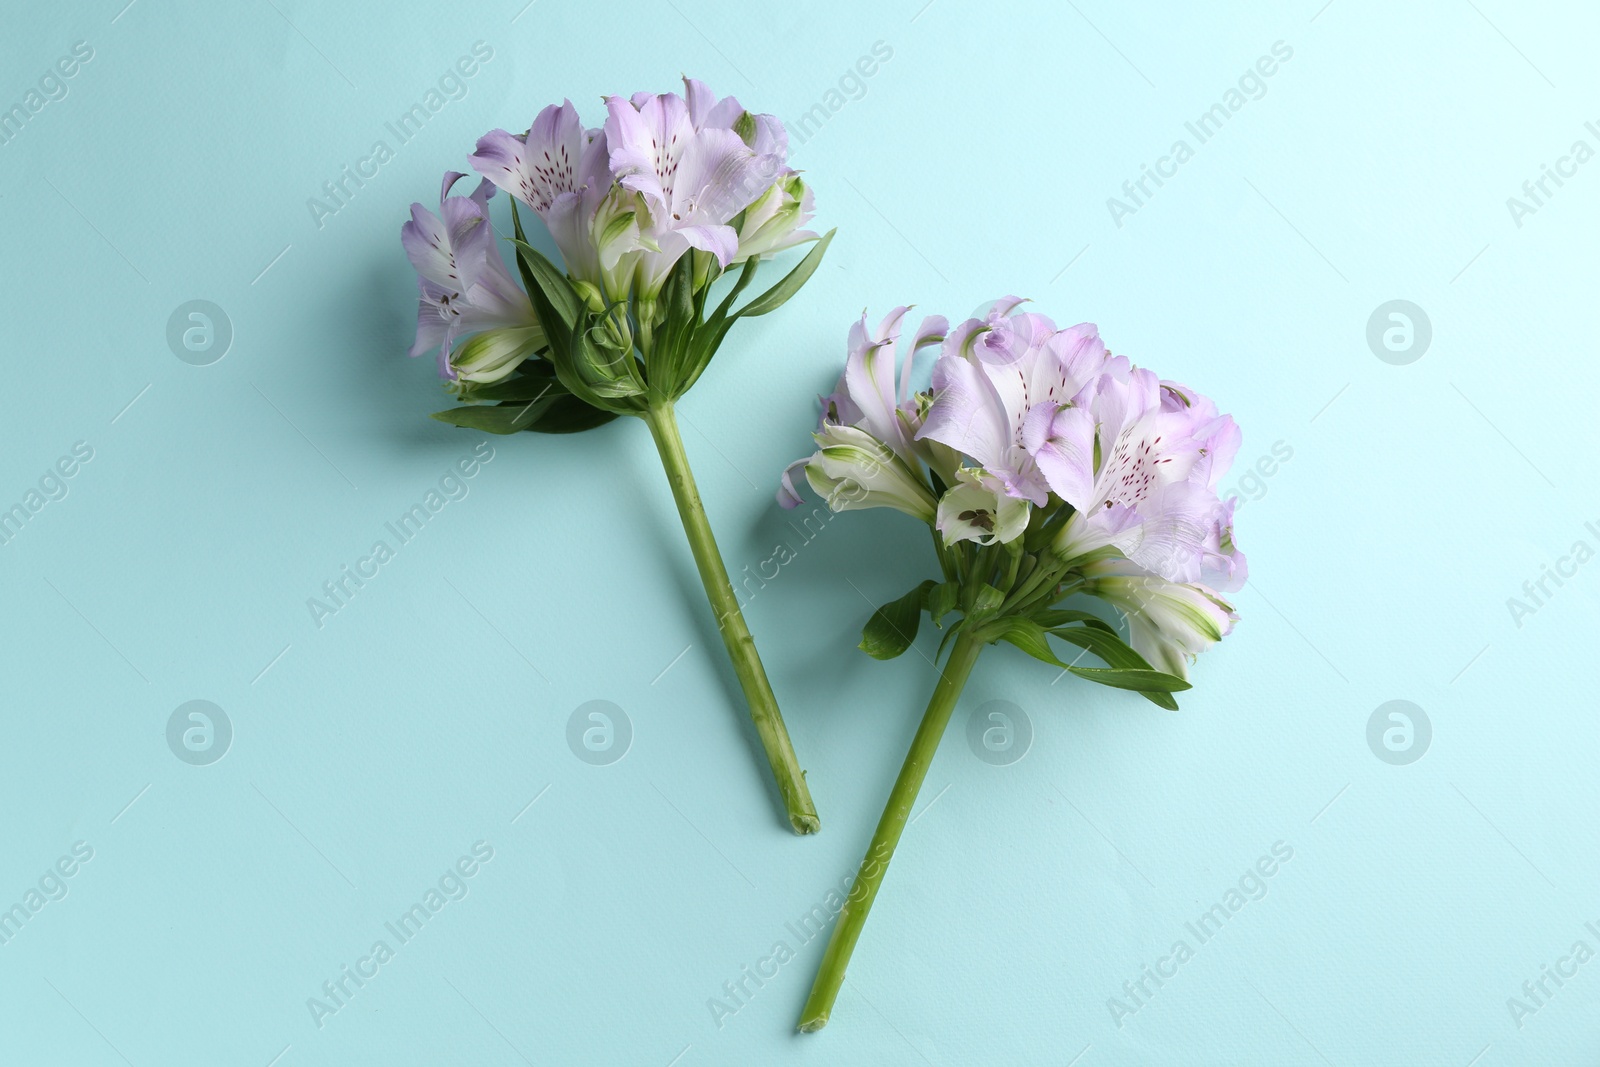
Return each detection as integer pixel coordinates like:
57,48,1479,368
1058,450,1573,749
402,172,541,379
917,302,1107,507
1038,366,1245,586
603,85,783,297
468,103,642,299
682,77,789,153
679,78,815,263
829,308,948,455
781,307,945,512
1079,558,1238,679
801,423,937,523
936,468,1030,546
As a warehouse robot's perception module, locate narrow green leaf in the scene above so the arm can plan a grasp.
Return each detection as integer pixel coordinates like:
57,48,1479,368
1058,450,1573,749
650,257,700,396
989,617,1068,667
711,256,761,321
524,395,620,434
1048,625,1150,668
1050,625,1182,710
1034,608,1117,634
511,239,581,330
1066,666,1192,697
936,619,963,661
733,228,835,318
521,259,573,364
673,315,738,397
508,200,541,300
860,579,936,660
429,403,542,434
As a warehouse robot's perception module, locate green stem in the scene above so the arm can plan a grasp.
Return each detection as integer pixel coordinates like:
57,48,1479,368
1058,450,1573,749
1000,557,1067,615
928,525,956,584
642,400,820,835
797,631,985,1030
997,541,1023,594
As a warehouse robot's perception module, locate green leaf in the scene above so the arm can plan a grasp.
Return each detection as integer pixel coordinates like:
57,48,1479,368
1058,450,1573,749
1050,624,1184,710
988,617,1068,667
966,583,1006,624
674,314,738,397
523,394,620,433
734,229,835,318
650,256,700,396
1065,666,1192,699
925,581,960,626
512,239,582,331
1049,624,1149,670
429,403,542,434
508,200,542,301
520,256,574,366
1033,608,1117,634
710,256,761,321
860,579,936,660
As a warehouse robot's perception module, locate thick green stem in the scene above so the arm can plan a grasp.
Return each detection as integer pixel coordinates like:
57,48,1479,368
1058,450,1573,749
797,631,985,1030
642,400,820,835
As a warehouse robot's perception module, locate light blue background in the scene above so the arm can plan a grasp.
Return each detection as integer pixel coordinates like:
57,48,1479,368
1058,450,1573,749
2,0,1595,1063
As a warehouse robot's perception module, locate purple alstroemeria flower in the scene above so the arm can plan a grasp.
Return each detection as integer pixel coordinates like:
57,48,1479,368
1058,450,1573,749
916,300,1108,510
468,102,637,297
781,296,1250,568
402,172,540,379
680,78,817,264
468,81,812,304
779,307,945,510
604,80,787,295
1160,379,1247,590
1041,366,1246,587
682,77,790,156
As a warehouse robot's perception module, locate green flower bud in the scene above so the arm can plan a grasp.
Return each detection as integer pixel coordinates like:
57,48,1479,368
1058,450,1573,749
450,326,544,384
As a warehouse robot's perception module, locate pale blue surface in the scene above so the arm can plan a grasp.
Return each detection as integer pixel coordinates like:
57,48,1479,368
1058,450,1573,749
2,1,1596,1064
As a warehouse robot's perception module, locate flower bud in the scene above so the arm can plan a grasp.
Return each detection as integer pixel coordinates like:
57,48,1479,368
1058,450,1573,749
573,279,606,312
1080,558,1237,679
734,173,817,263
805,424,938,523
450,325,544,384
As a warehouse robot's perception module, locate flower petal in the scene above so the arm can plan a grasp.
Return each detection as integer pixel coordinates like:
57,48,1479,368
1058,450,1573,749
675,222,739,266
1026,402,1097,510
605,92,694,210
916,351,1011,470
468,102,587,213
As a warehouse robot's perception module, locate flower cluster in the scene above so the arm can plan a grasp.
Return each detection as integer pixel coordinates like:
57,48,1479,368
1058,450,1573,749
780,298,1244,685
397,79,833,834
400,78,816,391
